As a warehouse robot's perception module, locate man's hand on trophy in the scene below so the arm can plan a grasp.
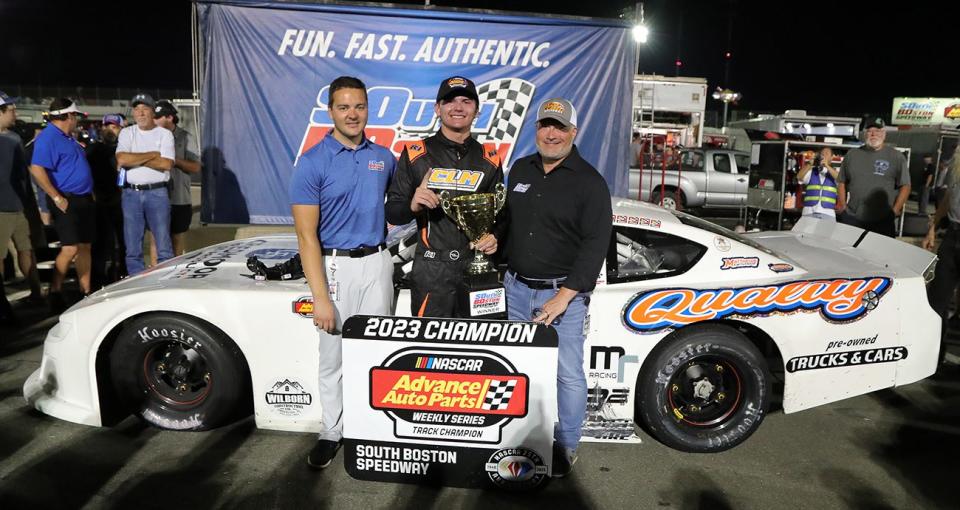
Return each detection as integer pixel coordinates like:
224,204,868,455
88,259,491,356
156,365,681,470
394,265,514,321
472,233,498,254
411,171,440,212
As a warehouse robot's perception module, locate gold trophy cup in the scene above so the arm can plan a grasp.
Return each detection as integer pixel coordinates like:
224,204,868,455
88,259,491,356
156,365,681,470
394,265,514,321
439,183,506,275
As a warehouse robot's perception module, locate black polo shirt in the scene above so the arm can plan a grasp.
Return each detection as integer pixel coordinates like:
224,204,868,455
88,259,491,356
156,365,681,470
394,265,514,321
505,145,612,292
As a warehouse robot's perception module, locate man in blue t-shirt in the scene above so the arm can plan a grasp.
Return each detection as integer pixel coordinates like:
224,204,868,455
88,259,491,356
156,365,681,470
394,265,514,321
28,98,96,310
289,76,396,470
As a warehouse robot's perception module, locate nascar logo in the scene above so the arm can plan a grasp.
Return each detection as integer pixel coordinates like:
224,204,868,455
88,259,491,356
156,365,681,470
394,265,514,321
622,277,891,333
297,79,535,165
427,168,484,191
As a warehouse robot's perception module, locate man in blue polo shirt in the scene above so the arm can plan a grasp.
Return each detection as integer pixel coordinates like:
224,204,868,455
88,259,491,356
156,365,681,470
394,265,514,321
28,98,96,310
289,76,396,470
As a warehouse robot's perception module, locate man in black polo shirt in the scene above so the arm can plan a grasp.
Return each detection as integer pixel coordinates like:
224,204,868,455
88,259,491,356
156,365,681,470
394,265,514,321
504,98,612,477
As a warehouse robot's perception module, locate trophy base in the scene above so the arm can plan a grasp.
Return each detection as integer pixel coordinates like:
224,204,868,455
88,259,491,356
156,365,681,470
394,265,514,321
458,272,507,319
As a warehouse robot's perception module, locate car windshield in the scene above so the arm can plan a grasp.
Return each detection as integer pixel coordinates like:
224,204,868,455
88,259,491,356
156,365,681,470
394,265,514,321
670,210,797,263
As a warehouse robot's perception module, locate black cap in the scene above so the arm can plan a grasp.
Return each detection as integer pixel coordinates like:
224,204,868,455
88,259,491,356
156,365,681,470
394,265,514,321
131,93,155,109
436,76,479,103
864,116,885,130
154,100,178,119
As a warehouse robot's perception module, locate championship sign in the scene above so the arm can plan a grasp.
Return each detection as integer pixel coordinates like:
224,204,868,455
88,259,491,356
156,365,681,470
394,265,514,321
342,316,558,489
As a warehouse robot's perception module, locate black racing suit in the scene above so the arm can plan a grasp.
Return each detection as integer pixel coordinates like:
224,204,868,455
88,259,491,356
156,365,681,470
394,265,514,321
386,131,505,317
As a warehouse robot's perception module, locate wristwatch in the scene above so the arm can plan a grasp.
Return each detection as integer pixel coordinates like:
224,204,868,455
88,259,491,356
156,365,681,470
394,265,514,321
53,195,65,205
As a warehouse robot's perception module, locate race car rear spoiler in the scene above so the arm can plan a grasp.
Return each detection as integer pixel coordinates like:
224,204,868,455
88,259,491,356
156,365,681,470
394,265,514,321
792,217,937,282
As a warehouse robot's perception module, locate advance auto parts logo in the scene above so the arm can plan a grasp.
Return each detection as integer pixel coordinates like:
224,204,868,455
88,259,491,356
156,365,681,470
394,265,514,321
296,79,535,164
623,277,891,333
370,347,529,444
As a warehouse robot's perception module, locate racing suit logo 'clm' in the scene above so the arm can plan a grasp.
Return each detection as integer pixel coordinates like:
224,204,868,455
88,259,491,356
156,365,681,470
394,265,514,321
426,168,484,192
622,277,891,333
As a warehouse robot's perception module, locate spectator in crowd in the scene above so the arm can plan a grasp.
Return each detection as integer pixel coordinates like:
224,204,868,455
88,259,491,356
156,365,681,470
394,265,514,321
385,76,502,318
503,98,612,477
922,155,960,370
1,91,43,323
87,113,126,288
115,94,174,275
798,147,839,220
22,123,52,225
920,154,935,214
630,131,642,168
28,98,96,311
151,100,200,257
836,117,910,237
289,76,395,469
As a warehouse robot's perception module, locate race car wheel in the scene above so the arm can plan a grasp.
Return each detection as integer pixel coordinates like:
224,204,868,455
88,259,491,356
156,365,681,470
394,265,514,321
110,313,250,431
657,189,684,210
636,324,770,452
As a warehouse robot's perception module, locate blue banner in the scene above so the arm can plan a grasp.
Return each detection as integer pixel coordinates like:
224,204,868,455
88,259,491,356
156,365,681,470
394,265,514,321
198,1,635,223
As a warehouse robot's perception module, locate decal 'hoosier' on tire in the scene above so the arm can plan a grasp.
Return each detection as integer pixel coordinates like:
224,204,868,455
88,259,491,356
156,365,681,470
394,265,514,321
636,324,770,452
109,313,251,431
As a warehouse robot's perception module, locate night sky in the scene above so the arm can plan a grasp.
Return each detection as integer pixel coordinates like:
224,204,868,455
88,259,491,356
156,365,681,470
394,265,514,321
2,0,956,119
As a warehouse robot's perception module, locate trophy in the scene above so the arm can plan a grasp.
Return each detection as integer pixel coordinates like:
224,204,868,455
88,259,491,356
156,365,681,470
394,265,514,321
440,183,506,275
439,183,507,318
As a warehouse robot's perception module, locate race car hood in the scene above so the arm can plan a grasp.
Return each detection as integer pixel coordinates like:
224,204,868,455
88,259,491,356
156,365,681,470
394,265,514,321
746,217,936,280
94,236,306,296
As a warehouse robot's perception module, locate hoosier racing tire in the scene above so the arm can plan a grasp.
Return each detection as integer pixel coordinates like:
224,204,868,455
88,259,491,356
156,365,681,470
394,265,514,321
636,324,770,452
109,313,251,431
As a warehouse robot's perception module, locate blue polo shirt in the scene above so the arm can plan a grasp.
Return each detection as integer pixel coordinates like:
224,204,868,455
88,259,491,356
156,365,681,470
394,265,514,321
289,135,396,249
31,124,93,195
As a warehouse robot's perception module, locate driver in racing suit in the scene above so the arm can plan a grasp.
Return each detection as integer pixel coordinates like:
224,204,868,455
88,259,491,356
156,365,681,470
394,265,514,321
386,76,505,317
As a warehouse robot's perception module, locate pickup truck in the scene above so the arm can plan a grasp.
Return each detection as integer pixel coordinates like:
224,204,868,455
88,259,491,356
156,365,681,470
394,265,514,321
629,148,752,210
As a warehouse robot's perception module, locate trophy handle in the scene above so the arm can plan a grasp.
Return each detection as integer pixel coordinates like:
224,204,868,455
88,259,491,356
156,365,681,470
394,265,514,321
494,183,506,214
439,190,452,217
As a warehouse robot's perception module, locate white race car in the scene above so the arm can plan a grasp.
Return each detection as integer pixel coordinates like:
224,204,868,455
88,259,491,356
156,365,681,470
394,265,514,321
23,199,940,452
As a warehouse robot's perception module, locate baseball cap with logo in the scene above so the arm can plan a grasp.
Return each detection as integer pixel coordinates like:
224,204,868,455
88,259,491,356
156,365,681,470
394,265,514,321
102,113,125,126
154,100,178,119
436,76,479,103
0,90,16,107
131,93,155,109
537,98,578,128
864,116,885,130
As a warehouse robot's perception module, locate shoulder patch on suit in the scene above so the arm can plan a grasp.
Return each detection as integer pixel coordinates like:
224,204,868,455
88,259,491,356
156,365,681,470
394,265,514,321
482,142,501,167
404,140,428,164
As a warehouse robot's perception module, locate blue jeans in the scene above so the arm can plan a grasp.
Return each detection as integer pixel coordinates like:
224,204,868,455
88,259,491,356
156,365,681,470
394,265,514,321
122,188,173,275
504,270,590,451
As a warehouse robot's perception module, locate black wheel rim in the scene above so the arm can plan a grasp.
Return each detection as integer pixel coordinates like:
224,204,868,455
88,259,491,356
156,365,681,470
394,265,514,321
666,356,742,427
142,341,212,407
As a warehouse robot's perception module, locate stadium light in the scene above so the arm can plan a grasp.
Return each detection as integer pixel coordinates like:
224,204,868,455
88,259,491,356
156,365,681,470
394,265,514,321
632,24,650,44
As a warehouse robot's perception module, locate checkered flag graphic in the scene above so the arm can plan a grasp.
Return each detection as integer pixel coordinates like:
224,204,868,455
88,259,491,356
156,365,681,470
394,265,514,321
481,379,518,410
475,78,536,145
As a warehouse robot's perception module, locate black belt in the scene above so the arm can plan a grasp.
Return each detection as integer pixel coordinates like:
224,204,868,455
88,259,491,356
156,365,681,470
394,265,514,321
61,192,92,198
322,243,386,258
510,271,567,290
124,182,167,191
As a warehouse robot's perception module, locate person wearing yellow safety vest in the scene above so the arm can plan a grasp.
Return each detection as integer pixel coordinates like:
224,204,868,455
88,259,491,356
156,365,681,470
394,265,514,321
798,147,839,220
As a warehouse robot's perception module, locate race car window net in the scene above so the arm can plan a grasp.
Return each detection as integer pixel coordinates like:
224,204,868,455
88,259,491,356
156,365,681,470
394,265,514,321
672,210,798,265
606,227,706,284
